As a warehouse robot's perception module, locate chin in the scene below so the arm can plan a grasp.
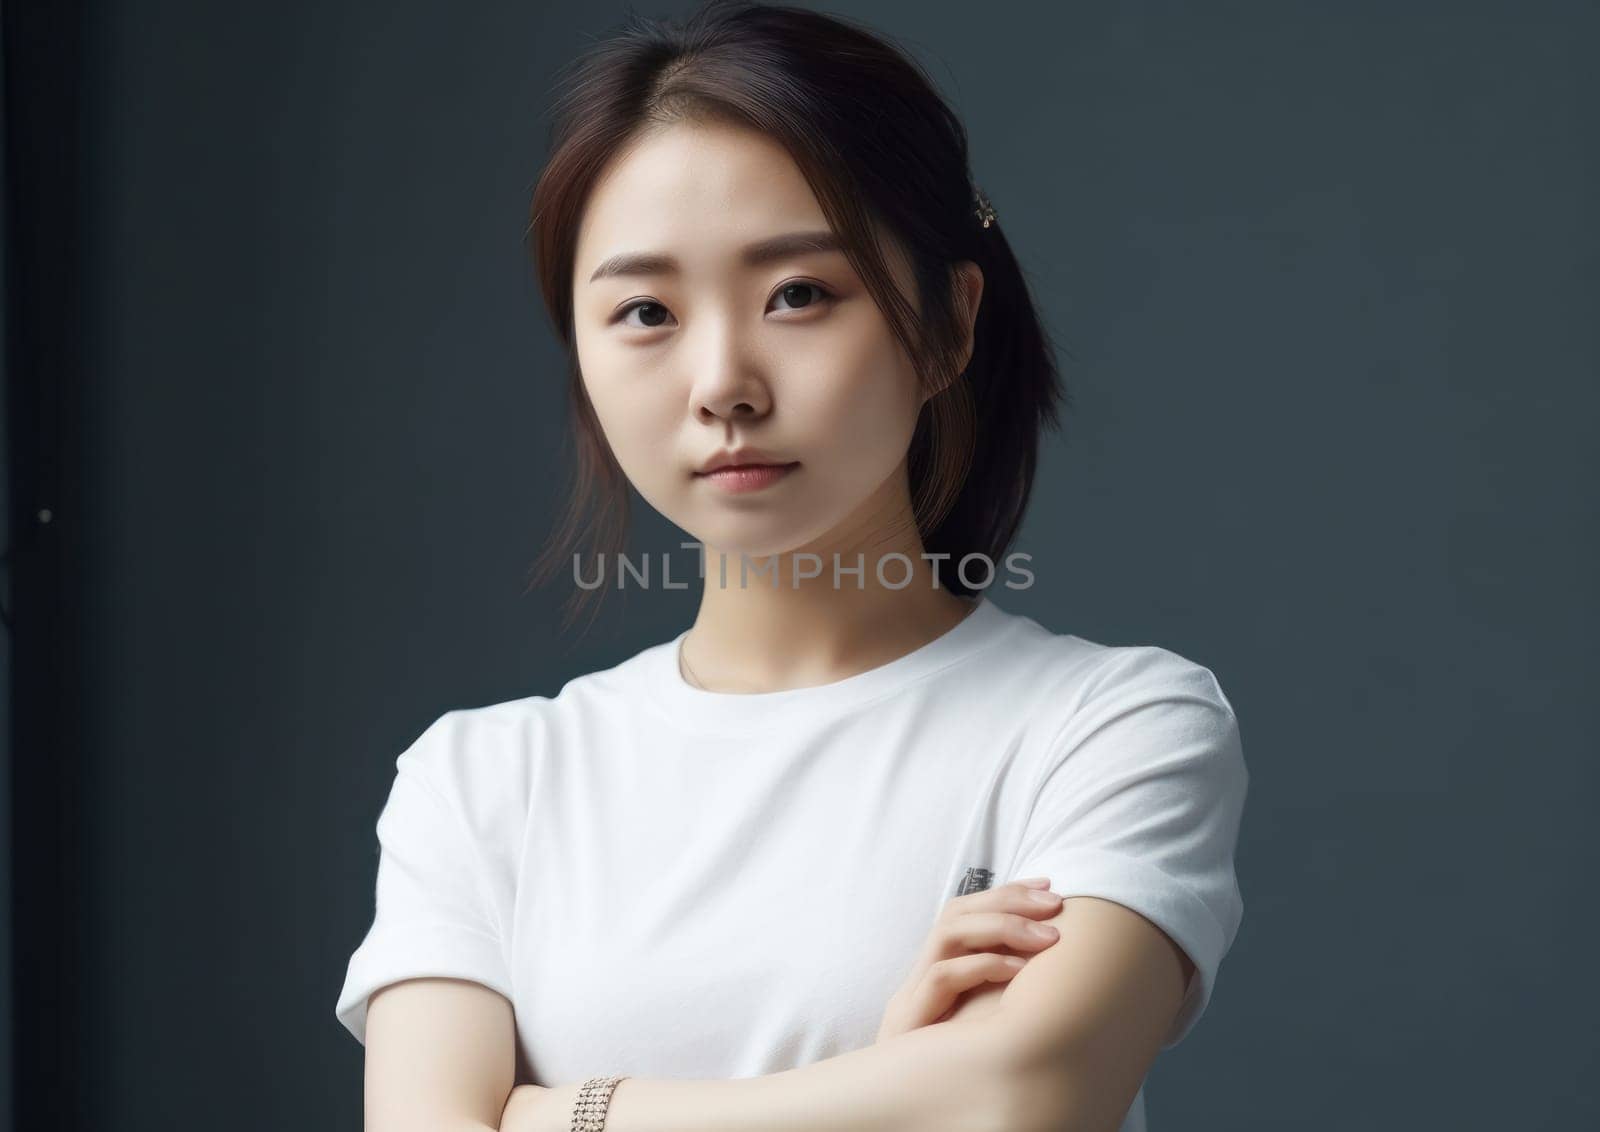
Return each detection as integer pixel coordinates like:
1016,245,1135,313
698,513,849,564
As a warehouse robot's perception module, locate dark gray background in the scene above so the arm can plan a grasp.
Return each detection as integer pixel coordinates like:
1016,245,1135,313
6,0,1595,1127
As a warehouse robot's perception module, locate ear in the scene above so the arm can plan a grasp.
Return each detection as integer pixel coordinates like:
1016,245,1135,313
951,260,985,373
921,261,988,407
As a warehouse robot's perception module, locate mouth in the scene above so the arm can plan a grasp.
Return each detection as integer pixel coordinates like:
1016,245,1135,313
693,461,801,494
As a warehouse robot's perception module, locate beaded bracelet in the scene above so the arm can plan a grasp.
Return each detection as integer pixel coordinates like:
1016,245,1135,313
569,1074,627,1132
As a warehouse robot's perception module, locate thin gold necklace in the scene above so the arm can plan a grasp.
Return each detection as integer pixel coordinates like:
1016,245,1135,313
679,636,705,690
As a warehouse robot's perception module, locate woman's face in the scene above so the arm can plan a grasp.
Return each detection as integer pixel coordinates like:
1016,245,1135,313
570,120,932,560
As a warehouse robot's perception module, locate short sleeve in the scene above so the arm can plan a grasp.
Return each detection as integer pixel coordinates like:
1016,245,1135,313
1006,647,1248,1049
333,733,515,1046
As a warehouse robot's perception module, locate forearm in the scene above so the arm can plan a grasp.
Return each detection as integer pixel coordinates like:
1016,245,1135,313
527,1013,1028,1132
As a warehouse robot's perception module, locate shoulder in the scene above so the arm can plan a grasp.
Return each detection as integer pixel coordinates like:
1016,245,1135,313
397,696,544,790
977,608,1246,811
1076,640,1239,722
1034,637,1248,806
387,697,551,849
981,602,1239,725
392,638,666,802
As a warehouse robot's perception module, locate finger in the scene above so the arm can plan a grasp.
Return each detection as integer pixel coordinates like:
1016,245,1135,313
929,910,1062,961
909,953,1028,1027
946,878,1057,919
967,883,1063,924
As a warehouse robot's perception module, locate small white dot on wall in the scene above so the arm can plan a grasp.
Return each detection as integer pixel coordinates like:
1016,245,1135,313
37,508,53,523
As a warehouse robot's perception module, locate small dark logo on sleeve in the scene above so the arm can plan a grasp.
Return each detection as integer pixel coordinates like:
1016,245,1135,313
954,866,994,897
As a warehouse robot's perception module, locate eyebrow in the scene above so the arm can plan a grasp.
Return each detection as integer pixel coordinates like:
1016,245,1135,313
586,230,845,284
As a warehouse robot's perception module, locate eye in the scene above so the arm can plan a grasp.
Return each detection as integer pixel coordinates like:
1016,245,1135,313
769,280,835,314
609,281,836,331
613,300,675,330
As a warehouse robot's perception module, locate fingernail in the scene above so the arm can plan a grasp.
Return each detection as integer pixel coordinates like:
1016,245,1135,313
1018,876,1051,888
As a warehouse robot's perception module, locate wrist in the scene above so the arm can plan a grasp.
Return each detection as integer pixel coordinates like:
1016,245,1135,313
540,1082,582,1132
499,1082,576,1132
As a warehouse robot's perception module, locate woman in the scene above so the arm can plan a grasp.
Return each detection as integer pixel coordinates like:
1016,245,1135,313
335,3,1248,1130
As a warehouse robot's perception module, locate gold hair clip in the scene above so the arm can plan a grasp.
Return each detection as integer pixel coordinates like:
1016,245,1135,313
972,185,997,228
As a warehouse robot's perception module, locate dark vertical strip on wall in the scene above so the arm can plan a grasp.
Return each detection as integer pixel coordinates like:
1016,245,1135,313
0,7,10,1128
4,0,88,1128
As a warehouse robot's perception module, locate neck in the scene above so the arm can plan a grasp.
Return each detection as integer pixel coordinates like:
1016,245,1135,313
680,503,977,695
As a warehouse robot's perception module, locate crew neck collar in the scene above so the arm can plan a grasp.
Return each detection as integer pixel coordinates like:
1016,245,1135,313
641,594,1014,735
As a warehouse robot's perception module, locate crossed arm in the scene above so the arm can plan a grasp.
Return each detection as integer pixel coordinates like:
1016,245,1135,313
363,896,1193,1132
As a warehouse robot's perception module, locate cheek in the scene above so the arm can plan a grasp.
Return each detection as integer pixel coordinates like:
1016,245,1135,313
575,349,679,486
789,335,923,477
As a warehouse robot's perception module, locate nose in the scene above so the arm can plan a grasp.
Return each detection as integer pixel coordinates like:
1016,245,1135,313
689,322,772,424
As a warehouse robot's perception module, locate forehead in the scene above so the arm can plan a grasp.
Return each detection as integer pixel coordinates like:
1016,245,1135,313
574,121,830,276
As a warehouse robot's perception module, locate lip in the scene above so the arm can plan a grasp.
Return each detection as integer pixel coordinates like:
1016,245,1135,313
695,461,800,494
696,447,795,475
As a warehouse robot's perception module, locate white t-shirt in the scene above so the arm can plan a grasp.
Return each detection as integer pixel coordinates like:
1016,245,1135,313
335,594,1247,1132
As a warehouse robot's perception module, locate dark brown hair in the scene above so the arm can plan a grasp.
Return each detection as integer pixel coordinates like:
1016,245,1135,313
525,0,1070,630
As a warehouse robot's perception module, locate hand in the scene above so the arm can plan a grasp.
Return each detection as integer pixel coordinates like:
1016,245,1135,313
874,877,1063,1043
